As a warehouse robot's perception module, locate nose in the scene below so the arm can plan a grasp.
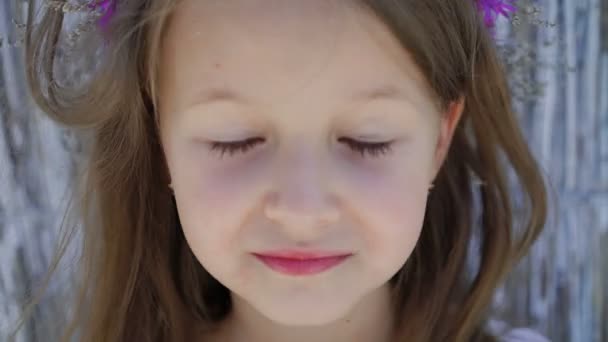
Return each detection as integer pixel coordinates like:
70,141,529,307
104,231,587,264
264,146,341,239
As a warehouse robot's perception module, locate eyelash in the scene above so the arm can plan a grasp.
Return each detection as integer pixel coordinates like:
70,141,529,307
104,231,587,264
209,137,394,159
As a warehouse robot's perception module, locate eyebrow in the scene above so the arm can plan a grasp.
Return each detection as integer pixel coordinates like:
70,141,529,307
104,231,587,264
186,83,415,108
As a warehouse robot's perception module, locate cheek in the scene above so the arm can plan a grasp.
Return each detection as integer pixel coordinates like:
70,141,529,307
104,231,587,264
349,146,434,277
172,164,253,277
358,176,429,277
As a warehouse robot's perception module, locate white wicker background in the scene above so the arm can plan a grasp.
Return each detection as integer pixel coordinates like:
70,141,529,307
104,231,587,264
0,0,606,341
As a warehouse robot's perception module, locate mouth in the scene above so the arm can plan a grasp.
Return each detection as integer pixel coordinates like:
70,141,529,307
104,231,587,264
252,252,352,276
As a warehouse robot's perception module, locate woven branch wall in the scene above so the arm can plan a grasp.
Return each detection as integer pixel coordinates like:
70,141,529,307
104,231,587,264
0,0,606,341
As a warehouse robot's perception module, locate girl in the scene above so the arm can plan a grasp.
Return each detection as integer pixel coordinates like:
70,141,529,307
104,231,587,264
11,0,550,341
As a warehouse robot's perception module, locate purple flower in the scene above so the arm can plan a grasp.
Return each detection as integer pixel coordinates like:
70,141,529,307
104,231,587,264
89,0,116,30
476,0,518,28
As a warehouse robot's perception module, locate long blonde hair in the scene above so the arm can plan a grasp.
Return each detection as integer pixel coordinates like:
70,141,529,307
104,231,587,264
10,0,548,341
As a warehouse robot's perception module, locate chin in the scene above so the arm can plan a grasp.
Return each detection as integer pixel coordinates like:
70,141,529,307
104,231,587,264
253,295,356,326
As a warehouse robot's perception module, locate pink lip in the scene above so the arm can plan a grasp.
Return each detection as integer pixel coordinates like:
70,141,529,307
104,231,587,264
252,251,352,276
254,249,352,259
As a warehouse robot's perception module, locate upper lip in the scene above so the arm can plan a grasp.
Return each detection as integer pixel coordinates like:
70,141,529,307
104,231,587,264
252,249,353,259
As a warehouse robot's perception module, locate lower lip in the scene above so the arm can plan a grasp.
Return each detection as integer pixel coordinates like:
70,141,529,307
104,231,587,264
253,254,351,276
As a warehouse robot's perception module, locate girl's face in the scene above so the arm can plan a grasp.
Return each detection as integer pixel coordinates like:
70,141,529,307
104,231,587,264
158,0,462,328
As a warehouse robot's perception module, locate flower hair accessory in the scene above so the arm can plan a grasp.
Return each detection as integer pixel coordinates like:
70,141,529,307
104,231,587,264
90,0,116,30
476,0,518,29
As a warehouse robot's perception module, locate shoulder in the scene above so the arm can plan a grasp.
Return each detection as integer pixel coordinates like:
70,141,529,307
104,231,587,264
486,319,551,342
498,327,551,342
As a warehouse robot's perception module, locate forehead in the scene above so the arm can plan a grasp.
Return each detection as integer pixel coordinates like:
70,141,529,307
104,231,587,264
158,0,438,118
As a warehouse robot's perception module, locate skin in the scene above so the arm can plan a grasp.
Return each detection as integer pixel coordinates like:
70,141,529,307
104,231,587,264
157,1,464,341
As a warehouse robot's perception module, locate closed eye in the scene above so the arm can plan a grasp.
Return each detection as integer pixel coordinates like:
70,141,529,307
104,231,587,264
208,137,395,160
